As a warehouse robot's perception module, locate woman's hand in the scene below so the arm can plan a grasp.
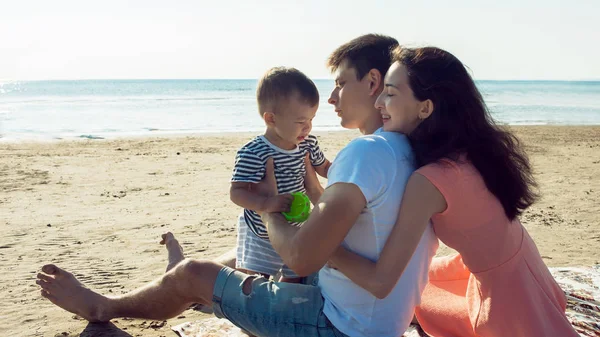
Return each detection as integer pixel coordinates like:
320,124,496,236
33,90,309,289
326,246,347,270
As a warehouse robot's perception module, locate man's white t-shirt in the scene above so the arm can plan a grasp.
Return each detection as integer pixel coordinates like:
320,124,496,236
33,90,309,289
318,128,438,337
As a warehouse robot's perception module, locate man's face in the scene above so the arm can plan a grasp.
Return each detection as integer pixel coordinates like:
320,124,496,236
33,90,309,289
328,60,373,130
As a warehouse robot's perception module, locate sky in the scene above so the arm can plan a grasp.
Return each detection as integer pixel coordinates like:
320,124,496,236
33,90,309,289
1,0,599,81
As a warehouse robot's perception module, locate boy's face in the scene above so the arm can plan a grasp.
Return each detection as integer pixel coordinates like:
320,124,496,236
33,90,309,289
269,94,318,147
328,59,375,130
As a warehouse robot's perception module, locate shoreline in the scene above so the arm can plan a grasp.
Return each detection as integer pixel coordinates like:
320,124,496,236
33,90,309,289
2,124,600,144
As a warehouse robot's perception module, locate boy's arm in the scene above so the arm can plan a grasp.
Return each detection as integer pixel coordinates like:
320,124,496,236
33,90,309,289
304,154,324,204
313,159,331,178
305,184,324,206
230,182,293,213
306,135,330,178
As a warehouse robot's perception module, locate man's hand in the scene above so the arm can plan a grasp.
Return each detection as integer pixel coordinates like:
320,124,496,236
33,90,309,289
265,182,366,276
261,194,293,213
252,158,293,215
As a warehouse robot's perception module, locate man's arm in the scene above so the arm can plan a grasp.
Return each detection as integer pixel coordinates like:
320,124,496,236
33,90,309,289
230,182,292,213
262,182,366,276
328,173,446,298
230,147,293,213
263,136,391,277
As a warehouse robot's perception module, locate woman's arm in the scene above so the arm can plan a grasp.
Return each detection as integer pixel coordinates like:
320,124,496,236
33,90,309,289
328,172,446,299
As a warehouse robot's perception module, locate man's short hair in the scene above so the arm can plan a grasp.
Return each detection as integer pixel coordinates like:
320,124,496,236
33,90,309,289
327,34,399,80
256,67,319,116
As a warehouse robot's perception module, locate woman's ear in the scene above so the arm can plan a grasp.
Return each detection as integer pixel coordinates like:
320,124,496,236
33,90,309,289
418,99,434,120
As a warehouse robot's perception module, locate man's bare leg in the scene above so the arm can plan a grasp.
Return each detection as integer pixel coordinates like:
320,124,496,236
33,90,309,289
160,232,186,272
36,246,223,322
159,231,221,315
214,247,237,268
160,231,236,270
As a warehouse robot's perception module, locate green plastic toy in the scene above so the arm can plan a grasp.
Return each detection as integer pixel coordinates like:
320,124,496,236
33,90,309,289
282,192,311,222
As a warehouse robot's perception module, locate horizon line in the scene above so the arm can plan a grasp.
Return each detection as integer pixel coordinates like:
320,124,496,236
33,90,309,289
2,78,600,83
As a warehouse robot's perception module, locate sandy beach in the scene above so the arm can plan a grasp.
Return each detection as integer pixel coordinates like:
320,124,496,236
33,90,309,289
1,126,599,337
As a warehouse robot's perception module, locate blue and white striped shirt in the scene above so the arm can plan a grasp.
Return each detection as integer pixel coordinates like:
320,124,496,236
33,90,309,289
231,134,325,238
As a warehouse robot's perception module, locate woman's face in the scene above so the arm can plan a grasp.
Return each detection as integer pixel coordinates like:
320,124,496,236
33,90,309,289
375,62,427,134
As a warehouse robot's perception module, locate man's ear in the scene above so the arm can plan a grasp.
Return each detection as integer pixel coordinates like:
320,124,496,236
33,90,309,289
418,99,434,120
263,112,276,126
366,68,383,96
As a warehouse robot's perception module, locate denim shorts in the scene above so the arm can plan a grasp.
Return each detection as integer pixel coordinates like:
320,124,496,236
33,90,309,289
211,266,348,337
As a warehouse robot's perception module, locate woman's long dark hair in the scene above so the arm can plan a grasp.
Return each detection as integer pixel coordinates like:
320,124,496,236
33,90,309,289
394,46,537,220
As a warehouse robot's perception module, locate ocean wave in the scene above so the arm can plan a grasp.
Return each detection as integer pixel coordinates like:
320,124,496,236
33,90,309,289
0,96,237,105
78,135,105,139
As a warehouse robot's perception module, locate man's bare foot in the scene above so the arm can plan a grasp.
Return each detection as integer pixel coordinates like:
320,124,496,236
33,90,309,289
36,264,111,322
160,232,185,272
160,232,213,315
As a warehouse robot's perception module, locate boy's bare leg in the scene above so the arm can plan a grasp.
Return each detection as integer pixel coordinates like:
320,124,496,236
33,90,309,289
36,244,223,322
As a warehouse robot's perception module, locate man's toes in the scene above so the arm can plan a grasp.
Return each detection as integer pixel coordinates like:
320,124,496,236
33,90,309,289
40,289,57,303
36,279,54,291
37,273,54,283
160,234,168,245
41,264,73,280
42,264,63,275
161,232,174,245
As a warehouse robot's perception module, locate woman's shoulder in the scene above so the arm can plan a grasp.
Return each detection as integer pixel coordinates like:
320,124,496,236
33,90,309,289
417,157,459,174
416,155,475,185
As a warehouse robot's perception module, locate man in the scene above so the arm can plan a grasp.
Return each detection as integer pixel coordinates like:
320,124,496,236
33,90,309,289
36,34,438,337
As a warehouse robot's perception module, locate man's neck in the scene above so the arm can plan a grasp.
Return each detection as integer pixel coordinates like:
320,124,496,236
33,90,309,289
359,114,383,135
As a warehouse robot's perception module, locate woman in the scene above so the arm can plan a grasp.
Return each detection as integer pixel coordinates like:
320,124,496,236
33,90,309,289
327,46,578,336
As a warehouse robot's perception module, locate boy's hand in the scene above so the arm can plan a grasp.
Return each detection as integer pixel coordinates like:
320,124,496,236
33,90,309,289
304,153,324,204
262,194,294,213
